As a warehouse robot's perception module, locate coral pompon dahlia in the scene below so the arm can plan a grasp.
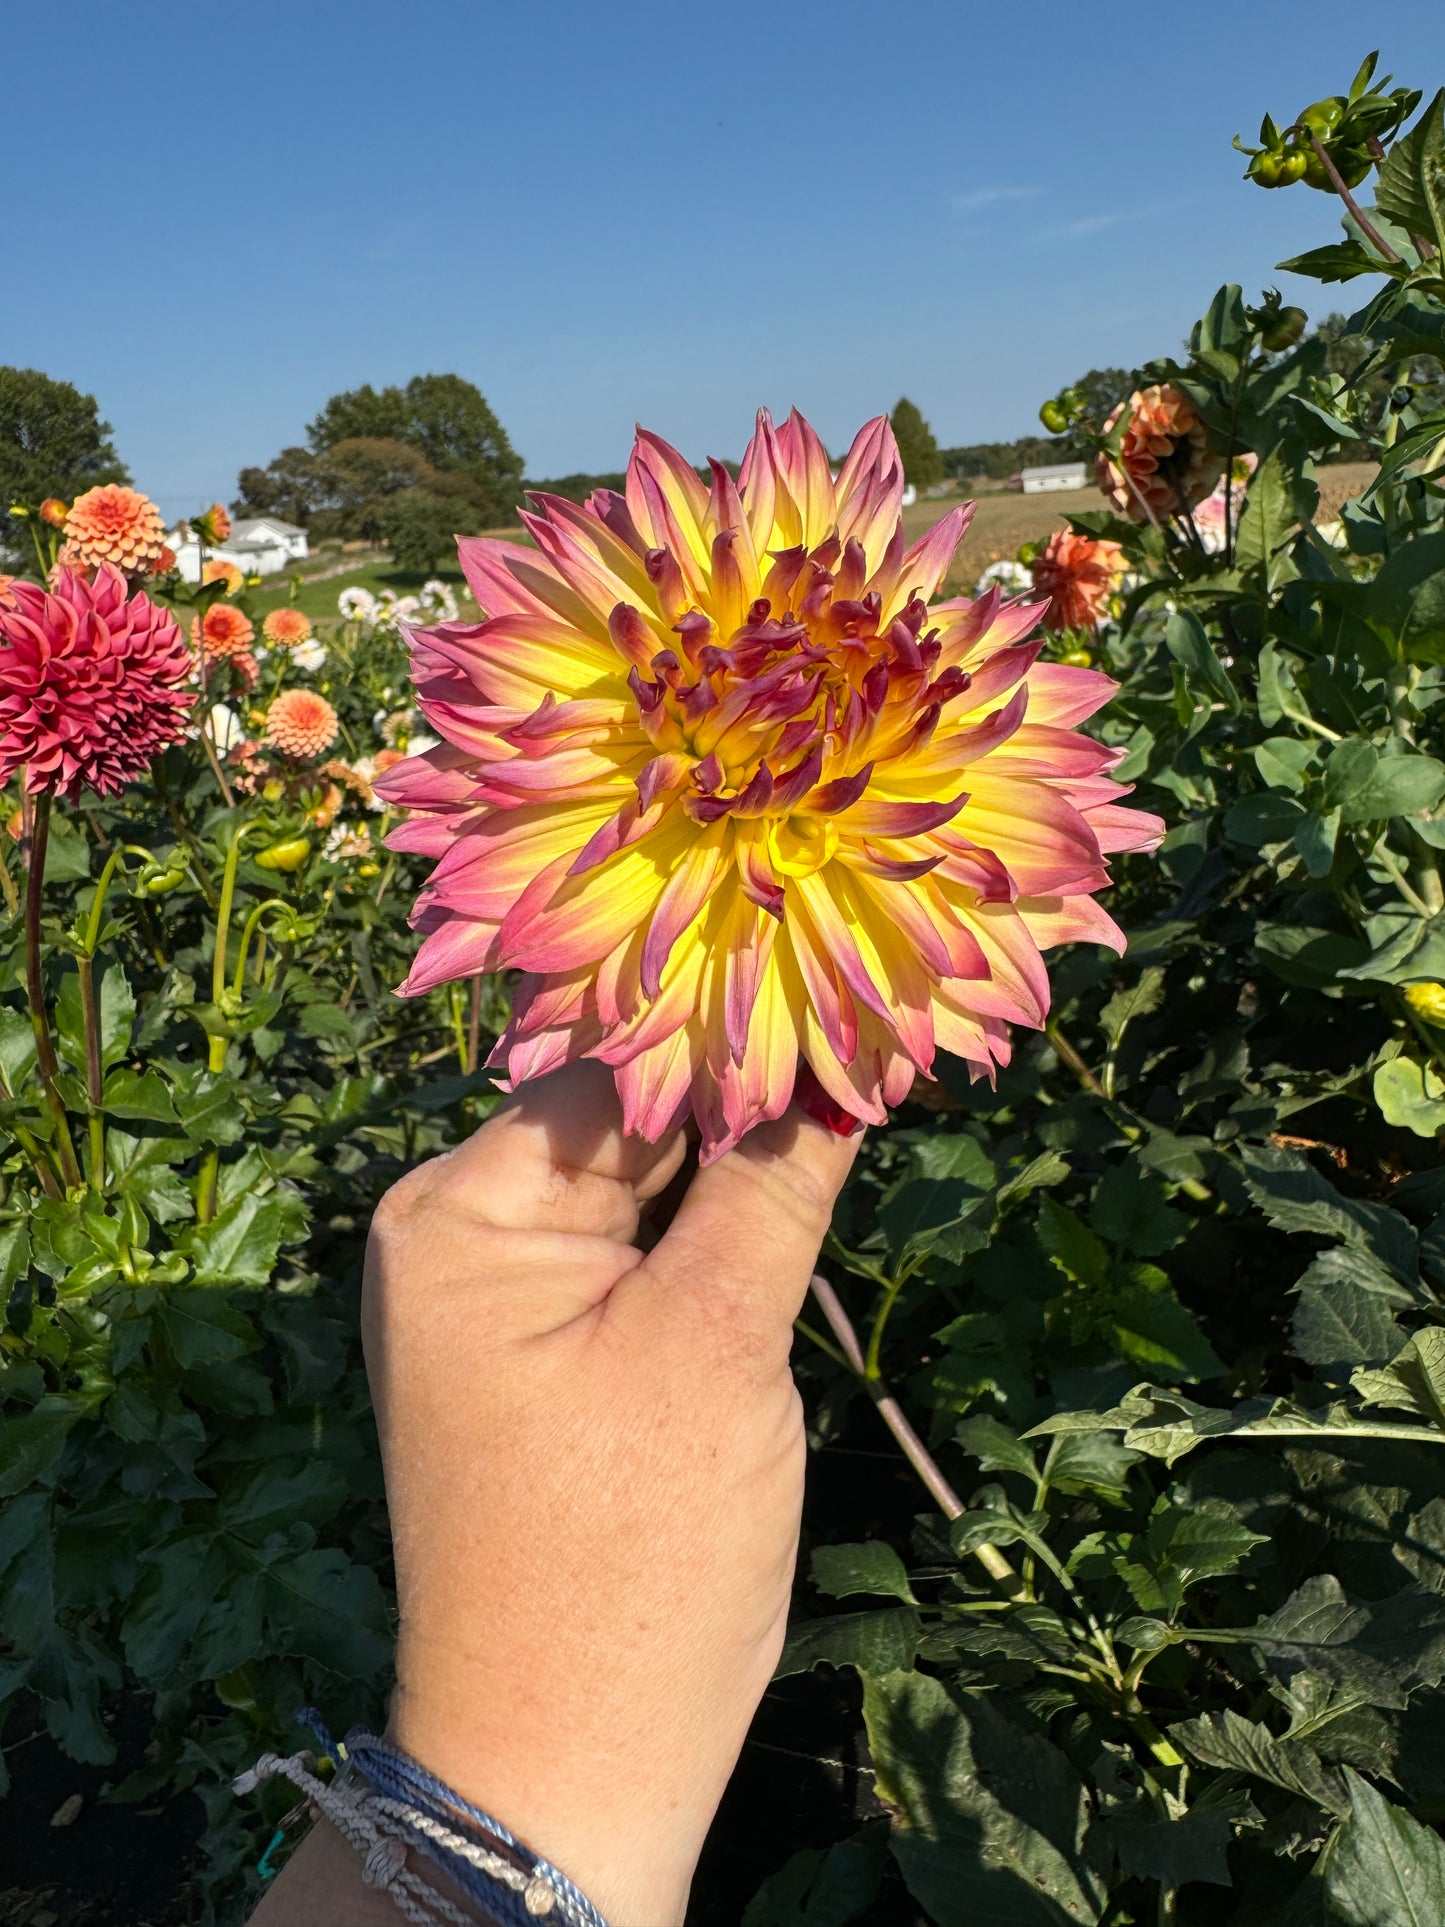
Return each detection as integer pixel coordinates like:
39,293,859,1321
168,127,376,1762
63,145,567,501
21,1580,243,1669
63,485,168,574
1096,384,1223,523
377,409,1164,1158
265,688,338,760
0,566,194,799
1031,532,1126,633
263,606,313,647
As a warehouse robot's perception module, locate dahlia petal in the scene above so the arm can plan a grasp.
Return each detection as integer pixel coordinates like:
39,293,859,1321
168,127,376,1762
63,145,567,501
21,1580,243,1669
1019,892,1128,955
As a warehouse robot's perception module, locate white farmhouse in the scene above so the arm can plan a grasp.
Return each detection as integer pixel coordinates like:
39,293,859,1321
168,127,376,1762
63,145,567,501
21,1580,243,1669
165,515,309,583
1018,462,1089,495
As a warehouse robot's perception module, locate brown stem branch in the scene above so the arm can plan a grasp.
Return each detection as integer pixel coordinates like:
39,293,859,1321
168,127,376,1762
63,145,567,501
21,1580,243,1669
809,1272,1022,1593
1307,133,1402,263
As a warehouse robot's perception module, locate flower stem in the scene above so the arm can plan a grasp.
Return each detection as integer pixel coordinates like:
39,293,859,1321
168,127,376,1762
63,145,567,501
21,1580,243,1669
808,1272,1023,1596
76,956,105,1191
21,795,82,1191
1305,132,1402,263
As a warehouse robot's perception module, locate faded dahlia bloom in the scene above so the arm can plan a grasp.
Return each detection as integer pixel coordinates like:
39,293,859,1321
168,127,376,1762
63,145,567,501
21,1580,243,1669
1096,385,1224,524
263,607,313,647
0,566,194,799
64,485,168,574
193,503,232,545
151,545,178,576
265,688,339,760
192,602,256,661
202,558,246,596
378,410,1163,1158
39,498,70,528
1031,532,1126,633
1193,453,1259,554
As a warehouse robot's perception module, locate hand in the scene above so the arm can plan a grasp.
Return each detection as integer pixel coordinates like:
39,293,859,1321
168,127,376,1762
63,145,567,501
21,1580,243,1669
257,1060,860,1926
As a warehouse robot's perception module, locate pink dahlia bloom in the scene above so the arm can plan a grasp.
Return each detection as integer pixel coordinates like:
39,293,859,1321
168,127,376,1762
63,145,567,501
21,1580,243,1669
0,565,195,799
379,409,1164,1158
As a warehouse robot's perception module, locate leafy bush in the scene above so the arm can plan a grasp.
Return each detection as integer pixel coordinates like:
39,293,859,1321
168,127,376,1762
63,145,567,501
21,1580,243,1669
5,51,1445,1927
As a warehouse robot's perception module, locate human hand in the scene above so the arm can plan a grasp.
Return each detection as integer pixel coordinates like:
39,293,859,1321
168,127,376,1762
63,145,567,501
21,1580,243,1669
347,1061,860,1925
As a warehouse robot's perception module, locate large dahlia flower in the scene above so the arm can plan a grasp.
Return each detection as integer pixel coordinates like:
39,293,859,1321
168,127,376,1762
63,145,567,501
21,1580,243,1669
378,410,1163,1157
63,485,168,574
0,566,194,799
1031,532,1126,633
1096,384,1223,524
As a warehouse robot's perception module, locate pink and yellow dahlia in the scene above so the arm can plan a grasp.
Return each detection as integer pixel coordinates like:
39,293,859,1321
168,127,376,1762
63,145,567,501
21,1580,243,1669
0,566,194,799
1031,532,1126,633
378,410,1163,1158
263,607,313,647
63,485,168,575
1096,384,1223,524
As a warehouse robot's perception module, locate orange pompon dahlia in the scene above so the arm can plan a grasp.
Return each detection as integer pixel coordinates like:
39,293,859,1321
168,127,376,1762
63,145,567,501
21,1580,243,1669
39,498,70,528
0,574,16,609
64,485,168,574
377,409,1164,1159
202,558,246,596
265,688,339,760
192,602,256,661
1031,532,1126,633
151,545,178,576
1096,384,1224,523
263,606,313,647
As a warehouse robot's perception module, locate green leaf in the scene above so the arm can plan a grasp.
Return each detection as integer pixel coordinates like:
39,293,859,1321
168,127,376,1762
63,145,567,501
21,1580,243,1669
1295,808,1343,878
1255,736,1321,793
259,1544,391,1678
1292,1247,1407,1373
157,1295,259,1369
1170,1707,1348,1815
776,1609,921,1681
1241,1144,1419,1281
811,1543,917,1605
1319,1767,1445,1925
183,1192,285,1287
1110,1808,1234,1891
43,813,91,882
741,1832,888,1927
1107,1273,1224,1382
0,1396,97,1497
1374,88,1445,257
957,1415,1038,1482
121,1537,229,1681
0,1007,37,1092
1037,1197,1109,1289
1089,1159,1189,1258
1112,1505,1267,1616
1099,965,1165,1050
1353,1329,1445,1426
1165,609,1240,716
862,1672,1106,1926
1276,239,1386,284
101,1067,177,1123
1341,753,1445,825
1235,444,1317,581
1375,1057,1445,1138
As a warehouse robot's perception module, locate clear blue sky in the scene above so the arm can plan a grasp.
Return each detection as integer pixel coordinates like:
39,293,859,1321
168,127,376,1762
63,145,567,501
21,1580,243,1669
4,1,1443,519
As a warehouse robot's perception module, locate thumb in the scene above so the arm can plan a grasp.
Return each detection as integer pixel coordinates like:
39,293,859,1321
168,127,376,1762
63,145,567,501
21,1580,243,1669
620,1106,863,1340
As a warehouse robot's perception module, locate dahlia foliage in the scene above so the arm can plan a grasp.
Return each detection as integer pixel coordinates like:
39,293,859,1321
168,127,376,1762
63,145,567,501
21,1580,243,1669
378,411,1162,1156
0,565,194,799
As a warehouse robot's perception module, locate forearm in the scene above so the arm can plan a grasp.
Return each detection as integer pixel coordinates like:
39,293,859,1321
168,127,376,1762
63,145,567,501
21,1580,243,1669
249,1817,430,1925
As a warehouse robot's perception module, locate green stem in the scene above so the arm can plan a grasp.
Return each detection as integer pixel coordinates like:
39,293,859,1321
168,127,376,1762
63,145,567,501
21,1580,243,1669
21,796,82,1191
1280,704,1342,743
76,956,105,1191
1304,130,1402,263
1374,840,1435,918
231,899,293,1000
196,823,256,1222
865,1271,908,1381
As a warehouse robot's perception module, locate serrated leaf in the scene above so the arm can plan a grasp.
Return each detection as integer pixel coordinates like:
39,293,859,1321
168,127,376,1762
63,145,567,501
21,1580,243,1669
1037,1197,1109,1289
776,1609,921,1681
1089,1159,1189,1258
957,1415,1038,1482
741,1831,888,1927
259,1545,391,1678
1292,1247,1407,1374
183,1192,284,1287
1170,1707,1349,1815
1113,1506,1268,1616
1099,965,1165,1050
1240,1145,1419,1282
1353,1329,1445,1427
1319,1767,1445,1925
863,1672,1106,1926
1374,89,1445,257
811,1543,916,1604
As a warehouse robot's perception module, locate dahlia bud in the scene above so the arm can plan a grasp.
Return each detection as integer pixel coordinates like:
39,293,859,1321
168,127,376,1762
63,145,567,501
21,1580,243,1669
192,503,232,546
255,837,312,872
39,498,70,528
1260,306,1308,353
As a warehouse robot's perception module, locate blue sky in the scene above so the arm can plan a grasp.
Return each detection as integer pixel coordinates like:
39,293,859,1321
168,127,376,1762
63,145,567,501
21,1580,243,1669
4,0,1443,518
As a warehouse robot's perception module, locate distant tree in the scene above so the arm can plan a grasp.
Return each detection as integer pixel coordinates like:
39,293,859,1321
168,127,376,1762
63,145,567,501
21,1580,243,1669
380,491,475,573
233,445,325,527
890,398,944,490
0,366,128,555
939,435,1067,482
526,470,629,505
305,373,524,524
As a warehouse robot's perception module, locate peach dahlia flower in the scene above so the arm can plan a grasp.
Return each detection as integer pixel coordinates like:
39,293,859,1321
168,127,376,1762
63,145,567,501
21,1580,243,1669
265,688,338,760
192,602,255,660
263,607,313,647
63,485,168,574
1031,532,1126,633
1096,384,1223,524
378,410,1163,1158
202,558,246,596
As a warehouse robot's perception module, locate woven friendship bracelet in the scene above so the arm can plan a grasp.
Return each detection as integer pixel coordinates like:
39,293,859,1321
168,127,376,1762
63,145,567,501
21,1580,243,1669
234,1713,612,1927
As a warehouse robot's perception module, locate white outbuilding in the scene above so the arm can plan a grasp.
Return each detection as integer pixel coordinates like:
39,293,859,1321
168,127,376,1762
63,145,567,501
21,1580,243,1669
165,515,309,582
1018,462,1089,495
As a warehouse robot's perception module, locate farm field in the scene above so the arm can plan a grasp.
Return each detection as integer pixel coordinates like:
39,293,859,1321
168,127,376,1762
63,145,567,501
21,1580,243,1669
249,461,1380,626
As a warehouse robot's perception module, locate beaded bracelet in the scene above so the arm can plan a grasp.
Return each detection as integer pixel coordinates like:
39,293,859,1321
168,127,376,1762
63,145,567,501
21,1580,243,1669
235,1711,611,1927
